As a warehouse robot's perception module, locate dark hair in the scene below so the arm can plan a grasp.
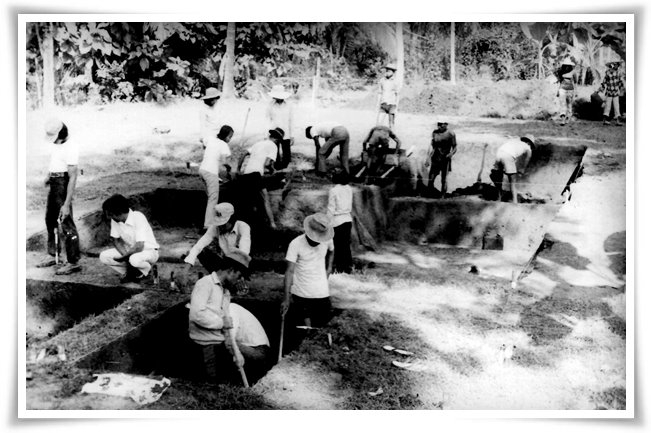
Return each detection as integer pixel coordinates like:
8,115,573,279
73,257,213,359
221,257,250,279
102,194,130,216
305,126,313,139
332,170,350,185
218,125,234,140
57,124,69,142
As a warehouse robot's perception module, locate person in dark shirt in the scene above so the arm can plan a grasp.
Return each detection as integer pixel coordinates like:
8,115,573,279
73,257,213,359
428,120,457,197
361,125,402,177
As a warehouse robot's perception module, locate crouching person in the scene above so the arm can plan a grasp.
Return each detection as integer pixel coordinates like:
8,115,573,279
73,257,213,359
99,194,159,284
189,250,271,384
281,213,335,328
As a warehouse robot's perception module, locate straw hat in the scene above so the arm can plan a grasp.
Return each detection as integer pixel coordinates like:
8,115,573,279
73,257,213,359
303,213,334,243
45,118,64,143
561,58,575,67
214,202,235,226
269,84,291,100
269,127,285,140
201,87,221,100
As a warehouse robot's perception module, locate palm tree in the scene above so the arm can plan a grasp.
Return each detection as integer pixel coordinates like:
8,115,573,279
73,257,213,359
520,22,557,80
221,22,236,98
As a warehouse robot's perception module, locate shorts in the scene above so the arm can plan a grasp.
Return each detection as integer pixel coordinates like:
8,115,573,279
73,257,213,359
291,294,332,327
493,150,518,175
380,103,397,114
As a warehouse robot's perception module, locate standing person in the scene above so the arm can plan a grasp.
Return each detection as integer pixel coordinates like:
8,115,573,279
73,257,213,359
267,84,294,170
184,202,251,273
489,135,536,204
556,58,576,126
327,171,353,274
199,125,233,230
598,60,625,126
377,63,400,128
428,120,457,197
281,213,335,328
99,194,159,283
361,125,402,177
305,123,350,176
188,250,271,383
236,129,283,230
199,87,223,144
37,119,82,275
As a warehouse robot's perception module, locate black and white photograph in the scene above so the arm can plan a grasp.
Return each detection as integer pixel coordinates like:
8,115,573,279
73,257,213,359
17,11,635,420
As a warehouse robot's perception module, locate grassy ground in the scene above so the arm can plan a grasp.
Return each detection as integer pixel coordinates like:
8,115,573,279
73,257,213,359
24,83,627,410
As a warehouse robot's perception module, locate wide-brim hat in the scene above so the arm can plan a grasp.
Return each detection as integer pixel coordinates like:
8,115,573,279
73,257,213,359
303,213,334,243
214,202,235,226
561,58,575,67
223,249,251,279
384,63,397,71
269,84,291,100
521,134,536,147
269,127,285,140
45,118,64,143
201,87,221,100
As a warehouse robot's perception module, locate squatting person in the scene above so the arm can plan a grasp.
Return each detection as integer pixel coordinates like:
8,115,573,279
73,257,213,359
36,118,82,275
489,135,536,204
99,194,160,283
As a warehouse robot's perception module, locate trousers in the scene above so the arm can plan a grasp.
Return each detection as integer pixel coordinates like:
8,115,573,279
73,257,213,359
317,126,350,173
199,169,221,228
99,248,159,276
46,175,80,264
333,222,353,273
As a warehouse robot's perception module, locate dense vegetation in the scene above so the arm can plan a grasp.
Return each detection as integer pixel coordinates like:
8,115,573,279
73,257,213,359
26,22,625,108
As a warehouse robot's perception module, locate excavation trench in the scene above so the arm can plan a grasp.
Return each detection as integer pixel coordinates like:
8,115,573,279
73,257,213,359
25,140,586,384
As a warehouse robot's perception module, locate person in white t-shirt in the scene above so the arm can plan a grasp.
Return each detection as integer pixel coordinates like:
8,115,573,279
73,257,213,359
199,87,222,144
99,194,160,284
36,118,82,275
327,171,353,274
305,123,350,175
281,213,335,328
236,129,284,230
266,85,294,169
199,125,233,229
489,135,536,204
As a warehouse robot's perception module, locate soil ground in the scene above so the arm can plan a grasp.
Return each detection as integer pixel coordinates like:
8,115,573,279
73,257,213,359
23,83,627,410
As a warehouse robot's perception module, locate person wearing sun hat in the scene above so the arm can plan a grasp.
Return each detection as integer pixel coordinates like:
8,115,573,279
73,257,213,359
489,135,536,204
185,202,252,273
556,58,577,126
199,86,223,144
36,118,82,275
377,63,401,128
266,84,294,169
598,60,625,126
281,213,335,328
188,249,271,383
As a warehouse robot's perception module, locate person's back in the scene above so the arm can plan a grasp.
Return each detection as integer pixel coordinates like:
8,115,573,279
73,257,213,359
200,136,231,175
496,139,532,174
242,139,277,175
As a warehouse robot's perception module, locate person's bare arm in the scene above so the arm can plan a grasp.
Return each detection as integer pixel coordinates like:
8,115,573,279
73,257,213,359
112,238,129,256
58,165,78,220
237,152,249,174
508,174,518,204
115,241,145,261
390,131,402,153
362,129,375,152
325,249,334,277
281,261,296,315
449,133,457,158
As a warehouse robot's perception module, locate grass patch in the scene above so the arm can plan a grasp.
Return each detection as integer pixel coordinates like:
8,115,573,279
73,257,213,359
145,380,275,410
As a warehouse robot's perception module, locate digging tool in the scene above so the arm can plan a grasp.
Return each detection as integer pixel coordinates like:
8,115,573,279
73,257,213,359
379,166,396,179
476,143,489,184
354,166,367,178
222,290,249,387
278,312,286,363
240,107,252,145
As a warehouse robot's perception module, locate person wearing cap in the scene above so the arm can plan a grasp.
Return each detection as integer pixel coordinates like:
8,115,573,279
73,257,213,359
281,213,335,327
199,125,234,229
556,58,577,126
199,87,223,144
99,194,160,283
427,120,457,197
184,202,251,273
306,123,350,175
327,171,353,274
361,125,402,178
266,84,294,170
37,118,82,275
598,60,625,126
489,135,536,204
188,250,271,383
236,129,283,230
377,63,400,129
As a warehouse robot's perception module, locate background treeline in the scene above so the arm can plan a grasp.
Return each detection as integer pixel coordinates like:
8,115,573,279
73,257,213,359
26,22,626,108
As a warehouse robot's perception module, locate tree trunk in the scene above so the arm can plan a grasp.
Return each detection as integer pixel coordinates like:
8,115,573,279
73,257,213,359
395,22,404,86
40,22,56,108
450,22,456,85
538,44,543,80
221,22,236,98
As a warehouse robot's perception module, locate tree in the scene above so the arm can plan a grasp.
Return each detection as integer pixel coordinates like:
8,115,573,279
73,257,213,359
38,22,56,108
450,22,456,84
221,22,236,98
395,22,404,86
520,22,557,80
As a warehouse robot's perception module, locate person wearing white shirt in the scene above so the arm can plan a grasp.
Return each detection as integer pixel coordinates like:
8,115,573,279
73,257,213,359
327,171,353,273
199,87,222,144
236,129,284,230
489,135,536,204
305,122,350,175
281,213,335,328
36,118,82,275
378,63,401,129
99,194,160,283
266,85,294,169
185,202,251,272
199,125,233,229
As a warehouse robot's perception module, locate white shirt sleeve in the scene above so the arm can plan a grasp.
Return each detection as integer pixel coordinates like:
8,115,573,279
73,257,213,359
133,212,152,243
219,139,231,157
266,141,277,161
236,222,251,255
327,239,334,251
285,238,299,263
327,188,336,217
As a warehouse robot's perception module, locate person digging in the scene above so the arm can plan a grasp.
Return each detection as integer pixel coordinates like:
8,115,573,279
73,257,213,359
188,250,271,385
427,119,457,198
99,194,160,284
305,123,351,176
361,125,402,180
489,135,536,204
36,118,82,275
